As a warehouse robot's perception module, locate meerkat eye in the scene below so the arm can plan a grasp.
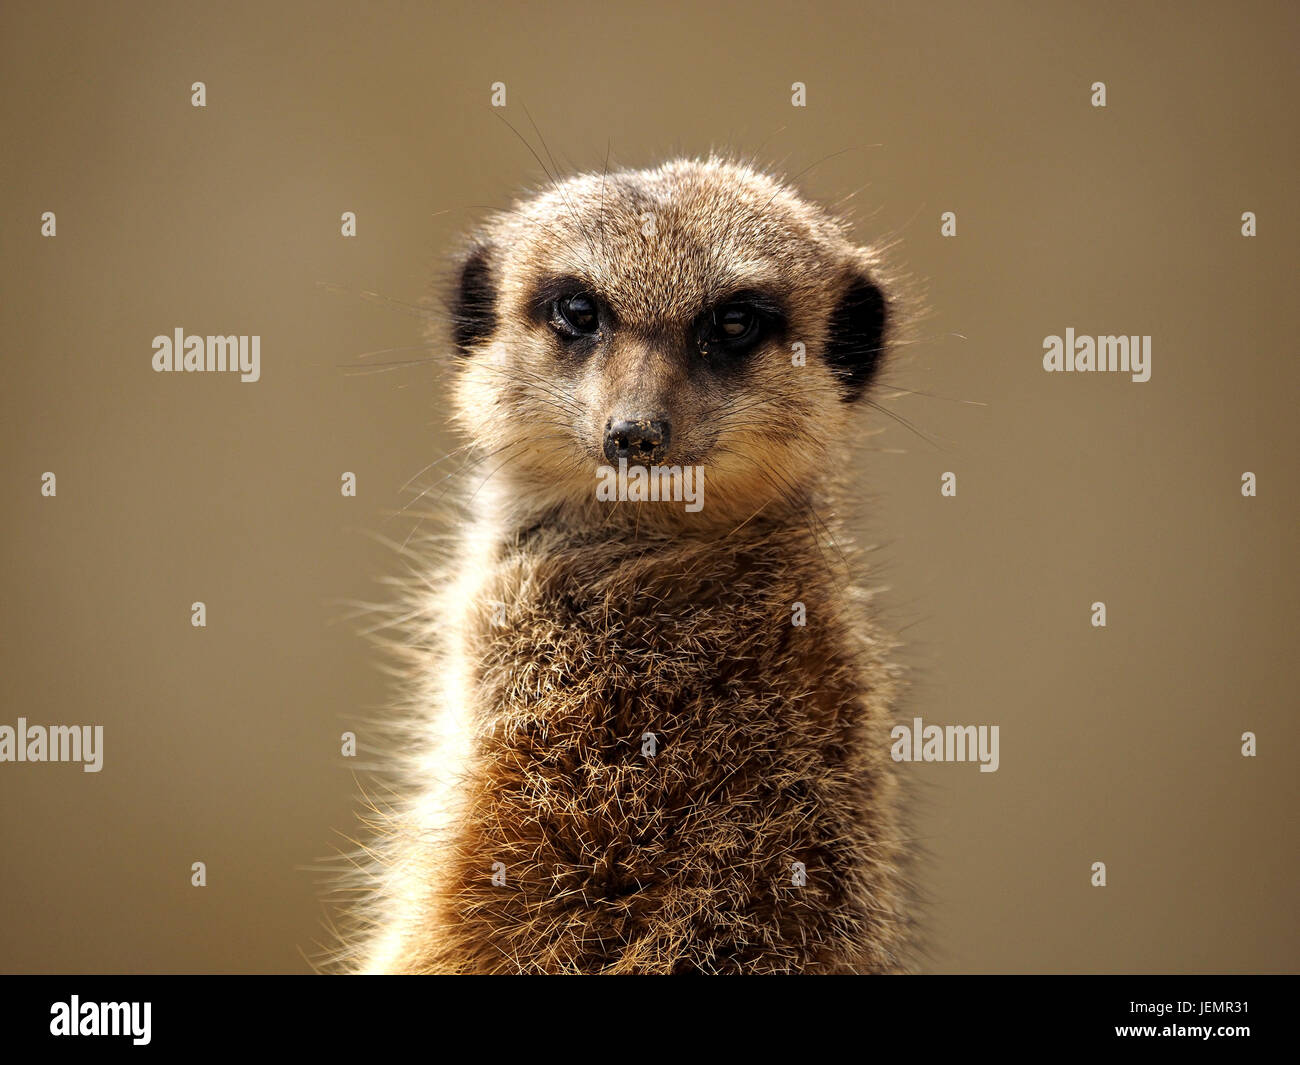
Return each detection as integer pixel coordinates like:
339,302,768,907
552,292,601,337
717,305,755,339
700,301,764,355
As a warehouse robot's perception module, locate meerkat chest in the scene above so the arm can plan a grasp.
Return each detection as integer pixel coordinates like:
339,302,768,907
434,548,874,971
460,553,854,853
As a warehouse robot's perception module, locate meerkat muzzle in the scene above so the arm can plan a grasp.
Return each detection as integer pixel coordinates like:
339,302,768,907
603,416,670,466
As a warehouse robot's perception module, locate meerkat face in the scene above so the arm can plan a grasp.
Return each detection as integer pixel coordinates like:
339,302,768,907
447,157,890,524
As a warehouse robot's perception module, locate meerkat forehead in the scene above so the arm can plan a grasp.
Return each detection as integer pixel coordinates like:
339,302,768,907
485,158,857,327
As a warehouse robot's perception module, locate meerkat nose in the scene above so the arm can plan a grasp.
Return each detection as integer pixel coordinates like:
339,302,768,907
603,416,670,466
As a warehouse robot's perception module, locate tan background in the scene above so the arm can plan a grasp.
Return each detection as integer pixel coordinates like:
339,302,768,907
1,0,1295,974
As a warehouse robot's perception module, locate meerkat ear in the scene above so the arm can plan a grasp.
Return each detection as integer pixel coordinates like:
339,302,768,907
449,242,497,357
822,273,888,402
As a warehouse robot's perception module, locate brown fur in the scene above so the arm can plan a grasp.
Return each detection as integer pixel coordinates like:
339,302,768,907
336,157,912,974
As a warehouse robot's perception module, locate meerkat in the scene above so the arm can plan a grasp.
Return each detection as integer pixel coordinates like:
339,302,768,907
340,156,912,974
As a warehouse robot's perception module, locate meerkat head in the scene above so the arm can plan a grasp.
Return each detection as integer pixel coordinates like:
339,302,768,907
445,156,892,529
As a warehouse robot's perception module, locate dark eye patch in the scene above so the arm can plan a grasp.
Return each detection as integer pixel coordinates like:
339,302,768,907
529,275,614,346
696,290,786,359
530,276,598,321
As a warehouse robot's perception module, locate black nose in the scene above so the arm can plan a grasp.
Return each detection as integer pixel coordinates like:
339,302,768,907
603,417,670,465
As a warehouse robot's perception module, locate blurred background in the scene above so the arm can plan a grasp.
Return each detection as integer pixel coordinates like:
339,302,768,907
1,0,1296,973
